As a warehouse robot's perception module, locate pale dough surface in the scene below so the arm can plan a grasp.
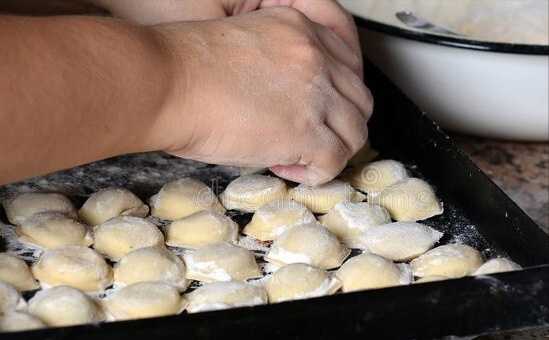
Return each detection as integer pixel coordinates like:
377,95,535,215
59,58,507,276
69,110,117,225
0,253,38,291
3,192,76,225
186,281,267,313
345,160,408,196
79,188,149,226
0,281,26,314
473,258,521,275
166,210,238,248
410,244,483,278
288,180,366,214
0,311,45,332
220,175,287,213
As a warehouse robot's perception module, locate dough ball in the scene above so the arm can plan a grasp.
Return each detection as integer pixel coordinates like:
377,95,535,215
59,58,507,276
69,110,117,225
319,202,391,249
0,253,38,291
220,175,288,212
410,244,483,278
345,160,408,196
288,180,366,214
265,223,350,270
414,276,447,284
93,216,164,261
186,281,267,313
28,286,104,326
150,178,225,221
369,178,443,221
183,243,261,282
265,263,341,303
3,192,76,225
114,246,188,291
166,211,238,248
0,312,45,332
0,281,26,314
473,258,521,275
32,246,113,292
79,188,149,226
243,199,316,241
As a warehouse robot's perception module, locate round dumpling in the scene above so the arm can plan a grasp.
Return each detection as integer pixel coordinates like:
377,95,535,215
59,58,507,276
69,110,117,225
28,286,104,327
319,202,391,248
93,216,164,261
410,244,483,278
32,246,113,292
345,160,408,196
0,312,45,332
183,243,261,282
473,258,521,275
265,223,350,270
0,253,38,291
2,192,76,225
150,178,225,221
288,180,366,214
243,199,316,241
186,281,267,313
114,247,188,290
220,175,287,212
414,276,447,284
166,211,238,248
0,281,26,314
265,264,341,303
79,188,149,226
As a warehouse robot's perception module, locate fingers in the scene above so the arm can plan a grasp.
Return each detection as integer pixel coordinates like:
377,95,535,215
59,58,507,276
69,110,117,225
328,60,374,120
314,23,362,79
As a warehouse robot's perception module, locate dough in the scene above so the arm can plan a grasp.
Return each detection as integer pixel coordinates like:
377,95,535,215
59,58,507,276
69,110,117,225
362,222,443,261
0,253,38,291
3,192,76,225
166,210,238,248
32,245,113,292
473,258,521,275
265,263,341,303
410,244,483,278
101,282,187,321
0,312,45,332
220,175,288,212
345,160,408,196
414,276,447,284
265,223,350,270
0,281,26,314
243,199,316,241
183,243,261,282
79,187,149,226
319,202,391,248
186,281,268,313
114,246,188,291
369,178,443,221
16,212,93,249
93,216,164,261
150,178,225,220
336,253,412,292
288,180,366,214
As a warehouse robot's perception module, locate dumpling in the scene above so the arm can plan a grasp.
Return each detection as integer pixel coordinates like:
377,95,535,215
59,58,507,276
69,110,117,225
410,244,483,278
93,216,164,261
414,276,447,284
473,258,521,275
344,160,408,196
183,243,261,282
32,246,113,292
0,281,26,314
361,222,443,261
319,202,391,248
101,282,187,321
28,286,104,327
265,223,350,270
265,263,341,303
336,253,412,292
369,178,443,221
220,175,287,212
243,199,316,241
79,188,149,226
186,281,267,313
2,192,76,225
0,253,38,291
288,180,366,214
166,211,238,248
150,178,225,220
114,247,188,291
0,312,45,332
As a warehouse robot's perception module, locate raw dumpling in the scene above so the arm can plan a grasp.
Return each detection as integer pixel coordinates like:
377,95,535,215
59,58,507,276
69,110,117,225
414,276,447,284
369,178,443,221
243,199,316,241
0,281,26,314
265,223,350,270
2,192,76,225
362,222,443,261
0,312,45,332
93,216,164,261
101,282,187,321
183,243,261,282
288,180,366,214
473,258,521,275
186,281,267,313
336,253,412,292
345,160,408,196
114,246,188,290
319,202,391,248
79,188,149,226
166,211,238,248
265,263,341,303
220,175,287,212
32,246,113,292
28,286,104,327
0,253,38,291
150,178,225,220
411,244,483,278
